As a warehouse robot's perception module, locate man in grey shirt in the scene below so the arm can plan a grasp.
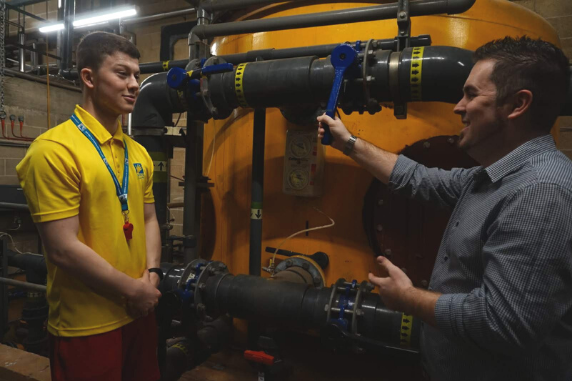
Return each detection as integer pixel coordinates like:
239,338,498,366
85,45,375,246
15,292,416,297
318,36,572,380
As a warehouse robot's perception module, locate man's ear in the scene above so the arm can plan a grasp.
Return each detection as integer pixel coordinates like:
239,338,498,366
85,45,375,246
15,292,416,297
80,67,95,89
507,89,533,121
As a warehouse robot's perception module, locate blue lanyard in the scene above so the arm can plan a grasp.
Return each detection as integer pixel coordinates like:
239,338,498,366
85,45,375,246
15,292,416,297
70,114,130,216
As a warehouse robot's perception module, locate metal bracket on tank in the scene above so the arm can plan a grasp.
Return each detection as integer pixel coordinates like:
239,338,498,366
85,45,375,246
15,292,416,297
393,0,411,119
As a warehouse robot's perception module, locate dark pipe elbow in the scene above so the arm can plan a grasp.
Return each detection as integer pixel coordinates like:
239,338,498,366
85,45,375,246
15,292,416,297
131,72,187,129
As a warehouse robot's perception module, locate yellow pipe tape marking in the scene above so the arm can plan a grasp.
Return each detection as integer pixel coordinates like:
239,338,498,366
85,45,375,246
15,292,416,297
410,47,425,101
400,313,413,347
172,343,190,356
162,61,170,71
235,63,249,108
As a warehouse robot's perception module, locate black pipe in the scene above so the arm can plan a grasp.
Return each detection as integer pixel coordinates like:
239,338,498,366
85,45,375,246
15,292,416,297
7,252,47,280
203,273,420,351
217,35,431,65
247,107,266,350
0,202,29,211
162,316,232,381
131,72,186,129
133,135,170,249
182,121,204,263
204,46,473,120
65,59,181,79
160,21,197,61
249,108,265,277
199,0,302,12
58,35,432,79
60,0,74,71
191,0,476,39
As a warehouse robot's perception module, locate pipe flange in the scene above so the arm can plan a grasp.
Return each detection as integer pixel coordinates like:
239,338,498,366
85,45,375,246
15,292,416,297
350,281,374,335
200,56,228,119
274,255,325,288
178,258,209,290
325,278,347,323
194,261,228,318
388,51,402,102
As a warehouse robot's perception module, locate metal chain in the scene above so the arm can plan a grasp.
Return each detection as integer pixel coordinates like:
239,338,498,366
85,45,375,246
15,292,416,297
0,0,6,113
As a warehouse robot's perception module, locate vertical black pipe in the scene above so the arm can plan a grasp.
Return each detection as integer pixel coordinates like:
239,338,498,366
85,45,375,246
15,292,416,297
249,108,265,276
247,107,266,349
133,135,170,252
60,0,74,71
0,240,9,343
183,121,204,263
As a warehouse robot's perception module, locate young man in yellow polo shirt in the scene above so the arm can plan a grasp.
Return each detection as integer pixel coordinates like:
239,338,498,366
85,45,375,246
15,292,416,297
16,32,162,381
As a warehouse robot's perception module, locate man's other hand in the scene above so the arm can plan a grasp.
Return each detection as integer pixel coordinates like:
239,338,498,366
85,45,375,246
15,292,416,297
368,256,414,313
317,114,351,151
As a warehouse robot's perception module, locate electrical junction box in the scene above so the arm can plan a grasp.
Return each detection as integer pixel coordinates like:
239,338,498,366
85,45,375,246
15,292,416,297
283,129,325,197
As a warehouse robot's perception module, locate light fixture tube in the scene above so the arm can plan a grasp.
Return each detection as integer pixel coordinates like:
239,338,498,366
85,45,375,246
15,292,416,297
39,23,65,33
73,7,137,27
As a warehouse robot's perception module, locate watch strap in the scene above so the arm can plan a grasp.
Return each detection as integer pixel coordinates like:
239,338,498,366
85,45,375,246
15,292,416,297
343,135,358,156
148,267,164,281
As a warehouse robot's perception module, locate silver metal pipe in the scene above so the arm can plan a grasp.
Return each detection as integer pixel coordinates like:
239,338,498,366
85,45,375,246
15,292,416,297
31,42,38,68
191,0,475,39
127,113,132,136
0,202,29,211
18,32,25,73
0,277,47,292
199,0,302,12
5,68,81,92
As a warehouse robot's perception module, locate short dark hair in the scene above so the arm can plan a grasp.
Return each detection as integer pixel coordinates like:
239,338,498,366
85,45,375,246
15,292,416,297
474,36,570,131
76,31,140,75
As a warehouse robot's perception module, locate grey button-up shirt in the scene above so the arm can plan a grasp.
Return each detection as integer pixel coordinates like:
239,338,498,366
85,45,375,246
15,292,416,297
388,135,572,381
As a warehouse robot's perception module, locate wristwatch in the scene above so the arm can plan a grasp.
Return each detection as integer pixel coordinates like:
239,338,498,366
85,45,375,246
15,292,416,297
148,267,164,281
343,135,358,156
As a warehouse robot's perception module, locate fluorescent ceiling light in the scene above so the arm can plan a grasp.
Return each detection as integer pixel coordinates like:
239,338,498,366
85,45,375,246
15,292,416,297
73,7,137,27
39,23,65,33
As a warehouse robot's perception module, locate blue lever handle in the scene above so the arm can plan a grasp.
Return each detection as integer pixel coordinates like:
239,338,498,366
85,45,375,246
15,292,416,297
322,44,357,146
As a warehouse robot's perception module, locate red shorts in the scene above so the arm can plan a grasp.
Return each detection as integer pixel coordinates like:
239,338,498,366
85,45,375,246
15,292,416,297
49,313,160,381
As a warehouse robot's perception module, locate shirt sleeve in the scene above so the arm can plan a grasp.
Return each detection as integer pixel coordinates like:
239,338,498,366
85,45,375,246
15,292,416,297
434,182,572,357
388,155,477,209
16,140,81,223
143,149,155,204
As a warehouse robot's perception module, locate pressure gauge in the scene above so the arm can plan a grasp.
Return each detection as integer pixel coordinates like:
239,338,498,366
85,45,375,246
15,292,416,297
288,169,309,190
289,136,312,158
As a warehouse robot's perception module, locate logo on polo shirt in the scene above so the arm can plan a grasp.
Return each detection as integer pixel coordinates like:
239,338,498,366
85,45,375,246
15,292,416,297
133,163,145,179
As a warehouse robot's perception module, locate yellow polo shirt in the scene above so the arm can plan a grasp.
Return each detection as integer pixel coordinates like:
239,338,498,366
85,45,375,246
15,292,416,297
16,105,155,337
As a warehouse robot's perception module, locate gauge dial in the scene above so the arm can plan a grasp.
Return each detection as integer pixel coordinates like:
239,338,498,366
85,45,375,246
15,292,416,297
289,136,312,158
288,169,309,190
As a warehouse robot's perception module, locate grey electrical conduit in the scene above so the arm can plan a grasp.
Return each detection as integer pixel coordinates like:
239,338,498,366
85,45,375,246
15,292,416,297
190,0,477,39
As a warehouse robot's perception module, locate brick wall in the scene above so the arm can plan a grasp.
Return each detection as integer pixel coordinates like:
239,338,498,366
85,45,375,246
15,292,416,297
0,76,80,253
511,0,572,159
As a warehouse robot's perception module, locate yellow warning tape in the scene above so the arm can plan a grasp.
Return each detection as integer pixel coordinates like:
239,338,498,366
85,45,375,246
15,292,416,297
410,47,425,101
162,61,170,71
172,343,190,356
235,63,249,108
400,313,413,347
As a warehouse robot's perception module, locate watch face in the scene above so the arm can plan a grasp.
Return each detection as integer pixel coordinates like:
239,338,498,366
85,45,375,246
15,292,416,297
288,169,309,190
289,136,312,158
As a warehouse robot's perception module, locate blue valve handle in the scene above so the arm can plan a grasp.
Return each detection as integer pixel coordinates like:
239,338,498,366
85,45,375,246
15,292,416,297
322,44,357,145
167,63,234,90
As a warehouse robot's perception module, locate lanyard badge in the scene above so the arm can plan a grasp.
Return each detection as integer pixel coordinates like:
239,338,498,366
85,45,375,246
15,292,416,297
71,114,133,240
